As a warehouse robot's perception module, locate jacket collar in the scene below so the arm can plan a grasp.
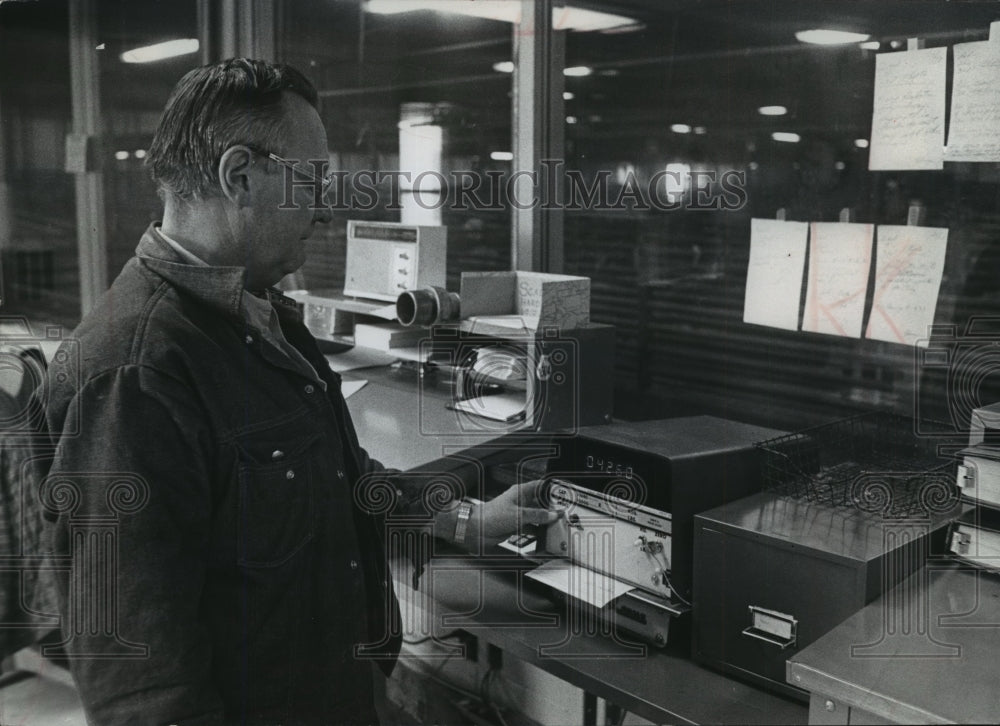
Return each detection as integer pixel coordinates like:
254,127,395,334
135,223,247,320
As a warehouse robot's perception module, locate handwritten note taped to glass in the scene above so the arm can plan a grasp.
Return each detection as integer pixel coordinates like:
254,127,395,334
945,41,1000,162
743,219,809,331
803,223,874,338
869,47,946,170
865,225,948,347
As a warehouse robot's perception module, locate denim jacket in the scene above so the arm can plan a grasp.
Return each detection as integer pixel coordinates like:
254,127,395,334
38,224,421,725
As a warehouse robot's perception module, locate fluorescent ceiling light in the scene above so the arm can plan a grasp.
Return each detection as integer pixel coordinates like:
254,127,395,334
566,116,578,125
492,61,514,73
490,151,514,161
552,5,637,32
772,132,801,143
859,41,881,50
563,91,575,101
758,105,787,116
114,150,129,160
121,38,199,63
664,162,691,201
671,124,692,134
134,149,147,159
364,1,637,32
694,126,707,135
855,138,870,149
795,29,870,45
564,66,593,77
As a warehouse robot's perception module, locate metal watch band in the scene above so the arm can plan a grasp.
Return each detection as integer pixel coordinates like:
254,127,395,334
453,500,474,546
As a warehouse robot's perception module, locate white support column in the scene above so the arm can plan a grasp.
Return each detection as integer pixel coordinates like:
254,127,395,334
198,0,276,63
69,0,107,315
512,0,565,273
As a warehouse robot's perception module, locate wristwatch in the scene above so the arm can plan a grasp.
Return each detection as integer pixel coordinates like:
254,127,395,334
453,500,474,546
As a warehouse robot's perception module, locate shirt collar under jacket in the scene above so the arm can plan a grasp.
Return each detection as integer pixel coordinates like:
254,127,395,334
135,222,249,322
152,225,287,339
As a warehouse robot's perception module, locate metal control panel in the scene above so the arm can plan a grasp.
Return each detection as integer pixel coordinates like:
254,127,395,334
546,479,675,599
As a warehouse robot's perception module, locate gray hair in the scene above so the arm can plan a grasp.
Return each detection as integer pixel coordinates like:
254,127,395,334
146,58,319,200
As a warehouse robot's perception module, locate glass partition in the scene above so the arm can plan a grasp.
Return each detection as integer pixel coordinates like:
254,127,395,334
278,0,514,294
563,1,1000,431
0,0,76,326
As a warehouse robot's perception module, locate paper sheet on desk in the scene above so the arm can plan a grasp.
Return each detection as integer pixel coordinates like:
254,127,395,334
325,347,399,372
526,560,635,609
341,380,368,399
452,392,526,423
466,315,533,332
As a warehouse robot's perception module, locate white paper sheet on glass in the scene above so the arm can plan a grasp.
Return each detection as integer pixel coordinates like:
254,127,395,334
802,223,874,338
865,225,948,347
743,219,809,330
526,560,635,609
869,47,946,170
945,41,1000,162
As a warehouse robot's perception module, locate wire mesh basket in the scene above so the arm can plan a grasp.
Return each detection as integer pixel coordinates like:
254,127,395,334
754,412,960,518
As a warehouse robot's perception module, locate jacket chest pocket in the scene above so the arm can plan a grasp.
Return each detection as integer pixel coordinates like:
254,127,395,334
236,429,321,568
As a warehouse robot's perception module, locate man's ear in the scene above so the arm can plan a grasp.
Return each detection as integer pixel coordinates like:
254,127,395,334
218,145,255,206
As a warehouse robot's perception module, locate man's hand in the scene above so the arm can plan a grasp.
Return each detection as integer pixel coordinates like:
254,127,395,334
475,479,557,542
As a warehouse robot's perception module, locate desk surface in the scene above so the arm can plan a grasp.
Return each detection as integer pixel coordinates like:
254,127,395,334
344,360,806,725
343,363,540,470
395,555,806,726
788,564,1000,724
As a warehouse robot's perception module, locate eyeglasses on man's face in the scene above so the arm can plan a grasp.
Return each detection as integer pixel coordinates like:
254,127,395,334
246,145,336,202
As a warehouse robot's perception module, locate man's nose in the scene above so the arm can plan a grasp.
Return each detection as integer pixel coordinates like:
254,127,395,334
312,204,333,225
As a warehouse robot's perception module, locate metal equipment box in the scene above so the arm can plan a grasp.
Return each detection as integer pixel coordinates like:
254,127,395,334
692,491,962,699
344,221,446,302
544,416,786,604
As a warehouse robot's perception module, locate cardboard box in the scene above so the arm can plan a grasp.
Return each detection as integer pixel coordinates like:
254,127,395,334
459,272,590,334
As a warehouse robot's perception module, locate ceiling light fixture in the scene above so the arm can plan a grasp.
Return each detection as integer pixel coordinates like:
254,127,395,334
772,132,801,143
758,105,788,116
795,29,870,45
564,65,593,77
671,124,692,134
492,61,514,73
120,38,199,63
490,151,514,161
563,92,575,101
364,1,637,32
855,138,870,149
859,41,881,51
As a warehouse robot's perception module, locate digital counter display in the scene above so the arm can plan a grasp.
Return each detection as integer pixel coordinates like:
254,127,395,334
550,439,670,512
583,455,634,480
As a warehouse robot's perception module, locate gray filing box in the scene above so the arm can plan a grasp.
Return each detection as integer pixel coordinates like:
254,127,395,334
693,491,962,699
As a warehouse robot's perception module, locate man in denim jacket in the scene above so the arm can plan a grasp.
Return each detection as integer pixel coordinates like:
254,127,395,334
36,58,550,725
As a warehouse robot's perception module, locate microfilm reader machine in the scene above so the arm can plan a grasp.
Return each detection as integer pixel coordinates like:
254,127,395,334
502,416,783,648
